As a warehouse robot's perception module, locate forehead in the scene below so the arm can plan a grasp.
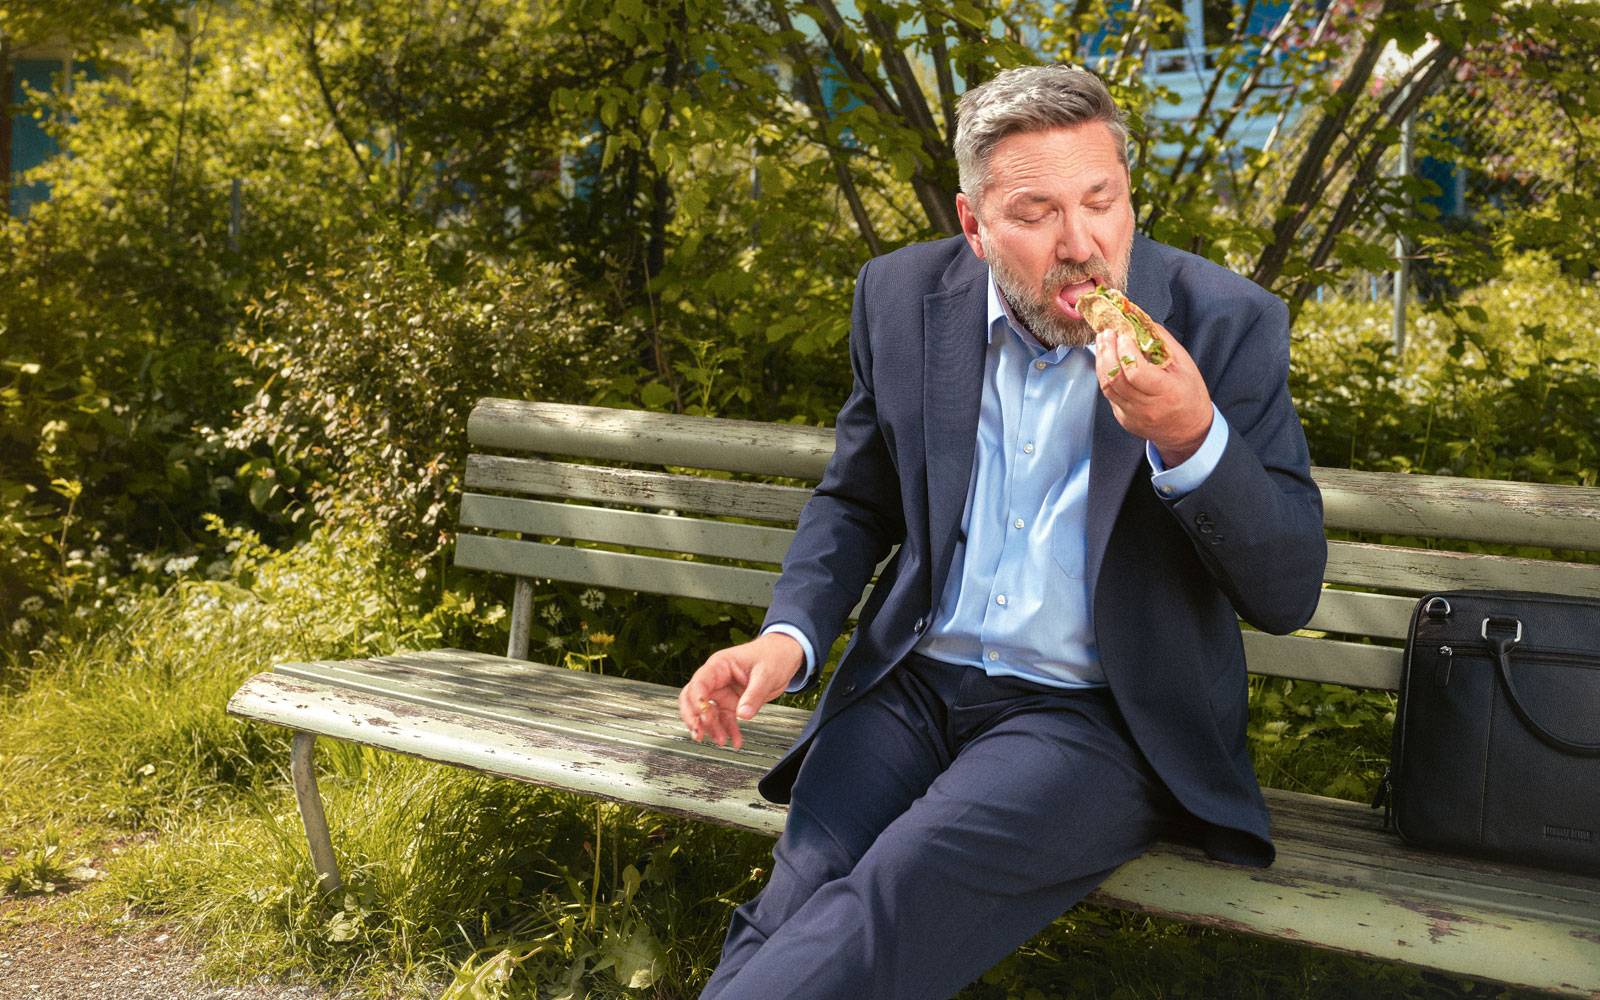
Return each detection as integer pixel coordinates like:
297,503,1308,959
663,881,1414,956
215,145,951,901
985,123,1126,199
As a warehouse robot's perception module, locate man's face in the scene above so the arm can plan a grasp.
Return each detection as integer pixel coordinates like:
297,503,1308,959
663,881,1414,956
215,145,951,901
955,122,1135,349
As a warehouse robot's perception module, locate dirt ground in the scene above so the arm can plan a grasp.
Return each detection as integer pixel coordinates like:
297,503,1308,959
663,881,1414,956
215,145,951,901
0,892,340,1000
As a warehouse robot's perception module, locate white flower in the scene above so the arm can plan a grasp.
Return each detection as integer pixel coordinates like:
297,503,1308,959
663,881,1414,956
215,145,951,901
164,555,199,575
652,642,671,655
539,604,564,625
20,597,44,613
544,635,566,652
579,588,606,610
10,618,31,636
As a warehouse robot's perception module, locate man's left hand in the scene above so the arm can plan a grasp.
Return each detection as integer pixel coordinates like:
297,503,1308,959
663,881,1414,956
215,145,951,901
1095,320,1212,467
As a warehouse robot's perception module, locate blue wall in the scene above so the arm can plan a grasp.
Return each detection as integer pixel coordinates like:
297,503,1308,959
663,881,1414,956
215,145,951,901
7,56,100,219
8,58,64,218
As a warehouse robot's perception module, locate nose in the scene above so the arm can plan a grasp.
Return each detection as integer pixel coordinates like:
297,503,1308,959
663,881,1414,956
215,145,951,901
1054,213,1097,264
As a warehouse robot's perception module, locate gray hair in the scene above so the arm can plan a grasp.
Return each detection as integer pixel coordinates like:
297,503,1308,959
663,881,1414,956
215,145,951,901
954,65,1130,207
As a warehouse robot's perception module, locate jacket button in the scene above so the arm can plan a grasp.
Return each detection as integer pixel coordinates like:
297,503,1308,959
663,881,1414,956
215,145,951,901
1198,522,1213,534
1211,534,1225,545
1194,512,1212,527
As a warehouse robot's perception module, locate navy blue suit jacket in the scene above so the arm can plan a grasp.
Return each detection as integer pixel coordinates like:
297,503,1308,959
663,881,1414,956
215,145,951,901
759,234,1327,866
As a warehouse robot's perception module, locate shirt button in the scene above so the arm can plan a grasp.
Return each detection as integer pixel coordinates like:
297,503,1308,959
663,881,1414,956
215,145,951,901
996,594,1007,606
1023,442,1035,454
1034,360,1047,371
1013,517,1025,529
987,650,999,661
1159,485,1175,497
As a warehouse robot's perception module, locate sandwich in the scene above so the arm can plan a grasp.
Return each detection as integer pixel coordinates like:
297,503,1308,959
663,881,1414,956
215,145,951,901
1077,287,1168,375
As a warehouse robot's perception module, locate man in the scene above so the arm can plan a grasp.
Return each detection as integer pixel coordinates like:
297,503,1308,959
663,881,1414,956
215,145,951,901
677,64,1326,999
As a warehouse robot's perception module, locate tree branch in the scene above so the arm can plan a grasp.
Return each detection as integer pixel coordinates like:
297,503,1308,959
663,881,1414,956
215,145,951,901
807,0,903,120
926,12,958,147
301,0,368,174
855,3,959,233
1250,0,1396,288
1287,48,1460,315
772,1,884,255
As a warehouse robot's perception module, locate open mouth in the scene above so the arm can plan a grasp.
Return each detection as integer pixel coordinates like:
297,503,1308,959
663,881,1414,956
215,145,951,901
1055,278,1101,321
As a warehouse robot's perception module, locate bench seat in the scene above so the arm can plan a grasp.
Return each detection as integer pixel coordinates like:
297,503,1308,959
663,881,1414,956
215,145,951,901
228,648,1600,997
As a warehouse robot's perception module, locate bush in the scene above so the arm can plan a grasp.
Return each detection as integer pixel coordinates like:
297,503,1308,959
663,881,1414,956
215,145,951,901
232,231,627,565
1292,253,1600,484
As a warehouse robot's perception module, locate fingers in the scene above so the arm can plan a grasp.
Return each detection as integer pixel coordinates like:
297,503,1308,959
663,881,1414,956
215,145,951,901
1097,330,1157,399
679,651,778,750
678,656,746,748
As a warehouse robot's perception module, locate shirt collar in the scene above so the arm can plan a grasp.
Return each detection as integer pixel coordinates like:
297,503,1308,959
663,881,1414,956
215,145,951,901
984,268,1084,364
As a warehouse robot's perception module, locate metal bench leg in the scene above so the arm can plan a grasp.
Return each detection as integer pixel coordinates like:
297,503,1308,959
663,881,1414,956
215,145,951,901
290,732,343,894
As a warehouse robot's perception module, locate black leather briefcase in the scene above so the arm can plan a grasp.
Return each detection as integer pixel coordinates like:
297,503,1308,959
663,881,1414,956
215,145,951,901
1373,590,1600,876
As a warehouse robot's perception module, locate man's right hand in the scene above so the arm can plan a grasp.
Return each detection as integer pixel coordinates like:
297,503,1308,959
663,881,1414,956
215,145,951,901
678,632,805,750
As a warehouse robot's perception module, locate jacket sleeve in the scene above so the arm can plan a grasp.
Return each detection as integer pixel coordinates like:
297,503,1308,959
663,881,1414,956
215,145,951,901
760,259,906,682
1165,295,1327,634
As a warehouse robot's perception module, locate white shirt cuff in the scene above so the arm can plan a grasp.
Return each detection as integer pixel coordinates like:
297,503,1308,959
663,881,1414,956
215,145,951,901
761,623,816,693
1147,404,1229,500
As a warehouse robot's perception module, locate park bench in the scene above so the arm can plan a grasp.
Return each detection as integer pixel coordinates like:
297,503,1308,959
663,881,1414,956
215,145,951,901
227,397,1600,997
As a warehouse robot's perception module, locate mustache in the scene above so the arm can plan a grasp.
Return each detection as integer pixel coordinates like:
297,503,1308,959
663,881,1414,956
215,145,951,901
1045,258,1112,289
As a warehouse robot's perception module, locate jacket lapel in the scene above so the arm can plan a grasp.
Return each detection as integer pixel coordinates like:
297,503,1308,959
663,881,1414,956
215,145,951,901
922,252,988,607
1085,233,1176,594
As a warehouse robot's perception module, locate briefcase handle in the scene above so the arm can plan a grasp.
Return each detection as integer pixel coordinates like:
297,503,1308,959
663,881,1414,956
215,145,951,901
1486,628,1600,757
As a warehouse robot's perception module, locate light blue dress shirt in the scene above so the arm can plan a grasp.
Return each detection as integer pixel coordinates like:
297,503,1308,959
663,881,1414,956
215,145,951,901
769,269,1230,692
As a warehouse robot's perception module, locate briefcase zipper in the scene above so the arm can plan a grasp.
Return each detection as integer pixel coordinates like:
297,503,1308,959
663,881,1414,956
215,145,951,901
1436,645,1600,667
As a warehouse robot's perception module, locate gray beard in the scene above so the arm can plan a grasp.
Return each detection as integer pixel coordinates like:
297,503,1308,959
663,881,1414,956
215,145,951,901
987,244,1132,350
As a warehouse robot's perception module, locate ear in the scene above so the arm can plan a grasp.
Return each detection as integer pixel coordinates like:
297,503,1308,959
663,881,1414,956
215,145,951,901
955,192,985,260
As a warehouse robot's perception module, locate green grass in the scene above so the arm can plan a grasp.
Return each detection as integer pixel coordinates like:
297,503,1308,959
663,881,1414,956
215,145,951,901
0,517,1553,999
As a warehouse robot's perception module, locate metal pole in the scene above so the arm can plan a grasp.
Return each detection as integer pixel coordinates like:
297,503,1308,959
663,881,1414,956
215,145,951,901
1392,82,1415,355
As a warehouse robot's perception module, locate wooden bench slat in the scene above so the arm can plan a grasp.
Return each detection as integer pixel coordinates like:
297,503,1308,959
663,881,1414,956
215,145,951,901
1241,632,1402,690
455,536,779,607
273,660,790,764
229,668,1600,997
1092,843,1600,996
469,398,835,480
1315,466,1600,552
228,671,795,830
1303,590,1414,641
459,494,795,564
1326,540,1600,597
459,536,1409,689
465,455,811,523
465,401,1600,553
276,655,801,756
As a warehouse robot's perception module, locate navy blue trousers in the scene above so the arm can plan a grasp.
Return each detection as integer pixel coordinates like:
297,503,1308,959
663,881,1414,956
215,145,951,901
700,653,1189,1000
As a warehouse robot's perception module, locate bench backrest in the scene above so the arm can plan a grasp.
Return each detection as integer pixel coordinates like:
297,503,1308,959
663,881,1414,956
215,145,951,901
457,398,1600,692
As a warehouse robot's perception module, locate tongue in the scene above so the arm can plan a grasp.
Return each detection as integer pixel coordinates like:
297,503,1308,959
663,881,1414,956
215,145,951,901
1057,280,1098,318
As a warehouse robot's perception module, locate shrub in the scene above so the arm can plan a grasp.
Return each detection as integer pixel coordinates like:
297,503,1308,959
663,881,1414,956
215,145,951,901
232,231,627,566
1292,253,1600,485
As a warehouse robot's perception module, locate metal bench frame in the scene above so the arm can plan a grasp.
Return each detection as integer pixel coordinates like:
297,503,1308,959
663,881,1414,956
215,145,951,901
229,398,1600,997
